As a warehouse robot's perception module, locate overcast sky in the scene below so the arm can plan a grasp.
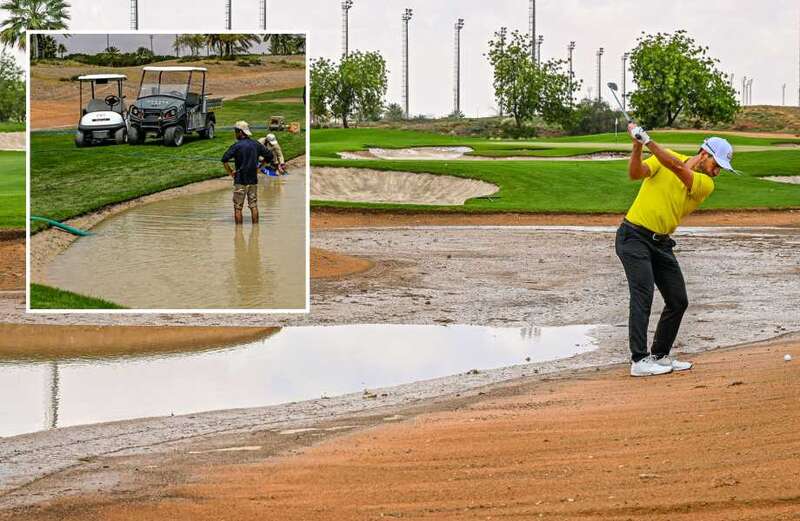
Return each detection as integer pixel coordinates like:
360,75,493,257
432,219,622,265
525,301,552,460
3,0,799,116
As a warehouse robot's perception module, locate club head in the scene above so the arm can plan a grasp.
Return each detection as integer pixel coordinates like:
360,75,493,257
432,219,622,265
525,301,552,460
607,82,619,92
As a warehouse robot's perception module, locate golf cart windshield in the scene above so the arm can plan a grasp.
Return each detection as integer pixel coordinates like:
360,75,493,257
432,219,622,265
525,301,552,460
138,70,189,99
79,77,126,114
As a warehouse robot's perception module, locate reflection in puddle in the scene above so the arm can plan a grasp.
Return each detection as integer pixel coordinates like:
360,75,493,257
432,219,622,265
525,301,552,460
0,324,598,437
45,174,306,309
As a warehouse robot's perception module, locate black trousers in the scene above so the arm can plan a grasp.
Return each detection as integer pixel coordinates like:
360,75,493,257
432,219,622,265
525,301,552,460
615,222,689,362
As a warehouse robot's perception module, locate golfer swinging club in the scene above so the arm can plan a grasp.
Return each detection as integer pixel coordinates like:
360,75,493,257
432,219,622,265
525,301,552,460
618,123,739,376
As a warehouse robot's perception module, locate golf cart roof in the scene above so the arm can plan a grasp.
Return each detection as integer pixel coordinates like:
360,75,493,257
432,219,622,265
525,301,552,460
77,74,127,81
142,66,207,72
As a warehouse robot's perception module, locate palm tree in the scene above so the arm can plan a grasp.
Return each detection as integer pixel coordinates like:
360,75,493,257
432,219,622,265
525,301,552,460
56,42,66,58
0,0,71,60
205,33,260,58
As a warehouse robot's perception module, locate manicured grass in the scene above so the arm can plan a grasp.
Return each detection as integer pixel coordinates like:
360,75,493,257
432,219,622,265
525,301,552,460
311,129,800,213
547,131,800,146
235,87,304,102
0,151,25,228
216,98,305,129
0,121,24,132
29,283,125,309
30,128,305,230
311,128,800,160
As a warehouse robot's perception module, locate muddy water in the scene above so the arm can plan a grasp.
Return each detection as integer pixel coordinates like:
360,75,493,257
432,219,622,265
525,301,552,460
45,174,306,310
0,324,598,437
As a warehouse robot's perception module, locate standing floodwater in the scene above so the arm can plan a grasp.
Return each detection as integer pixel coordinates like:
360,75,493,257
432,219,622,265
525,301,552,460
45,174,306,309
0,324,599,437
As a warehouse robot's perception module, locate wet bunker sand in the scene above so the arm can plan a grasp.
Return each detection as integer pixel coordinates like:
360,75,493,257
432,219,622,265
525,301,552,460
5,335,799,521
0,324,597,437
0,324,278,361
43,174,306,310
311,167,498,205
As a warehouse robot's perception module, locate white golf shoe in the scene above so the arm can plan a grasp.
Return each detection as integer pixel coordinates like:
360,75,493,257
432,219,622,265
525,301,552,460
653,355,693,372
630,355,673,377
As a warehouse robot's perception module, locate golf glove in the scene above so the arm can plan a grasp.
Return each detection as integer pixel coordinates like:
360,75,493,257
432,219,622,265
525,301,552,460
630,126,651,145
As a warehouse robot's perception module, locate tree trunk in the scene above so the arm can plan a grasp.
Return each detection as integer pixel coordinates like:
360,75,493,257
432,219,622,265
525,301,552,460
342,114,349,128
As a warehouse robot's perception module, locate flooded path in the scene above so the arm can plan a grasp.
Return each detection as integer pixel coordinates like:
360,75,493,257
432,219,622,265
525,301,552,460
45,174,306,310
0,324,598,437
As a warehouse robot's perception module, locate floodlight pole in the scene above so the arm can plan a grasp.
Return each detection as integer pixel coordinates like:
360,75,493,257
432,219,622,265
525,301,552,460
596,47,604,102
783,83,786,106
622,52,630,111
529,0,536,64
149,35,154,54
225,0,232,30
748,78,753,105
130,0,138,30
342,0,354,57
260,0,267,30
401,8,413,118
741,76,747,105
567,41,575,107
536,35,543,64
453,18,465,115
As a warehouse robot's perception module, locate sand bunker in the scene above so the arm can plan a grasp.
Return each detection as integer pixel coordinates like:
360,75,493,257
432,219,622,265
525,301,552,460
0,132,24,150
762,176,800,185
312,167,498,205
338,146,627,161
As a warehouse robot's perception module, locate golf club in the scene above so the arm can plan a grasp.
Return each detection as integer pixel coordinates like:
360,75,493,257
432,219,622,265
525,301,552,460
608,82,646,142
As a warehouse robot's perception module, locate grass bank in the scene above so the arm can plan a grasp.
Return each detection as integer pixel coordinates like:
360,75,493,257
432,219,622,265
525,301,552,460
0,121,24,132
0,151,25,229
29,284,125,309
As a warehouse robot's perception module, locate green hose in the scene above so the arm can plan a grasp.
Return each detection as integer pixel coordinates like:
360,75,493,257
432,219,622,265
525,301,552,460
30,216,93,236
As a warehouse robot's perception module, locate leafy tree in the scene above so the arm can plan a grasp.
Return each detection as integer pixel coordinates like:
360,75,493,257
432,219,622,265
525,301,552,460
565,98,621,135
310,51,387,128
383,102,404,121
447,109,464,119
0,0,70,59
629,30,739,128
0,51,24,122
135,46,154,61
265,34,304,55
486,29,578,130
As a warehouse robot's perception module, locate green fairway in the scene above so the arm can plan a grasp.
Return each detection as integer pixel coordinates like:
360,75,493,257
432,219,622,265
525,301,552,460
0,121,24,132
0,151,25,228
29,284,125,309
311,128,800,213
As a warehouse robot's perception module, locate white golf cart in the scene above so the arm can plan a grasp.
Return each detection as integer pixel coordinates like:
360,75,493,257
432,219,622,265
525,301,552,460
75,74,128,147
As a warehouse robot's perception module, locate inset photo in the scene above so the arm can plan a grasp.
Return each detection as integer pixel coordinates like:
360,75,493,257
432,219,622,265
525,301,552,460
27,32,308,312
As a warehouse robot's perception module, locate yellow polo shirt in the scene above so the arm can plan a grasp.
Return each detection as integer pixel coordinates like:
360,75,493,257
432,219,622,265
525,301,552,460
625,151,715,235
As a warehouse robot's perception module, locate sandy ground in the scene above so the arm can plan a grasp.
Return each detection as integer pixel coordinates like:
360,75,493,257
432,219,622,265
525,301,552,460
30,57,305,130
339,146,630,161
2,334,798,520
0,324,278,360
0,132,24,150
311,167,499,205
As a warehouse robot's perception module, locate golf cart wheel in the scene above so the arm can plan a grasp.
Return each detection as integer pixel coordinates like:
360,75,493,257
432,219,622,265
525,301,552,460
200,122,215,139
128,126,144,145
164,125,185,147
74,130,87,148
114,127,127,145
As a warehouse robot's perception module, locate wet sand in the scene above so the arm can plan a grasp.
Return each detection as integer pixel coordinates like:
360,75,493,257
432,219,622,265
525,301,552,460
0,324,278,360
3,334,798,520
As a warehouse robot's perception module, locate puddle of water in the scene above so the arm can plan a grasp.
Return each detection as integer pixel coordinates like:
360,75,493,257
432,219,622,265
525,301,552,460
0,324,598,438
45,175,306,310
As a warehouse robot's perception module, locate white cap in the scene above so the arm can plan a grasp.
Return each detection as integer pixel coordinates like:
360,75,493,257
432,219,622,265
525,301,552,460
234,121,252,137
266,133,277,144
701,137,739,175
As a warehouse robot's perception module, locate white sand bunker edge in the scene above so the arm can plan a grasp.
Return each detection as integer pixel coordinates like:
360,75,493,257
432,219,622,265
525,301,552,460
312,167,499,205
338,146,628,161
0,132,24,151
762,176,800,185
